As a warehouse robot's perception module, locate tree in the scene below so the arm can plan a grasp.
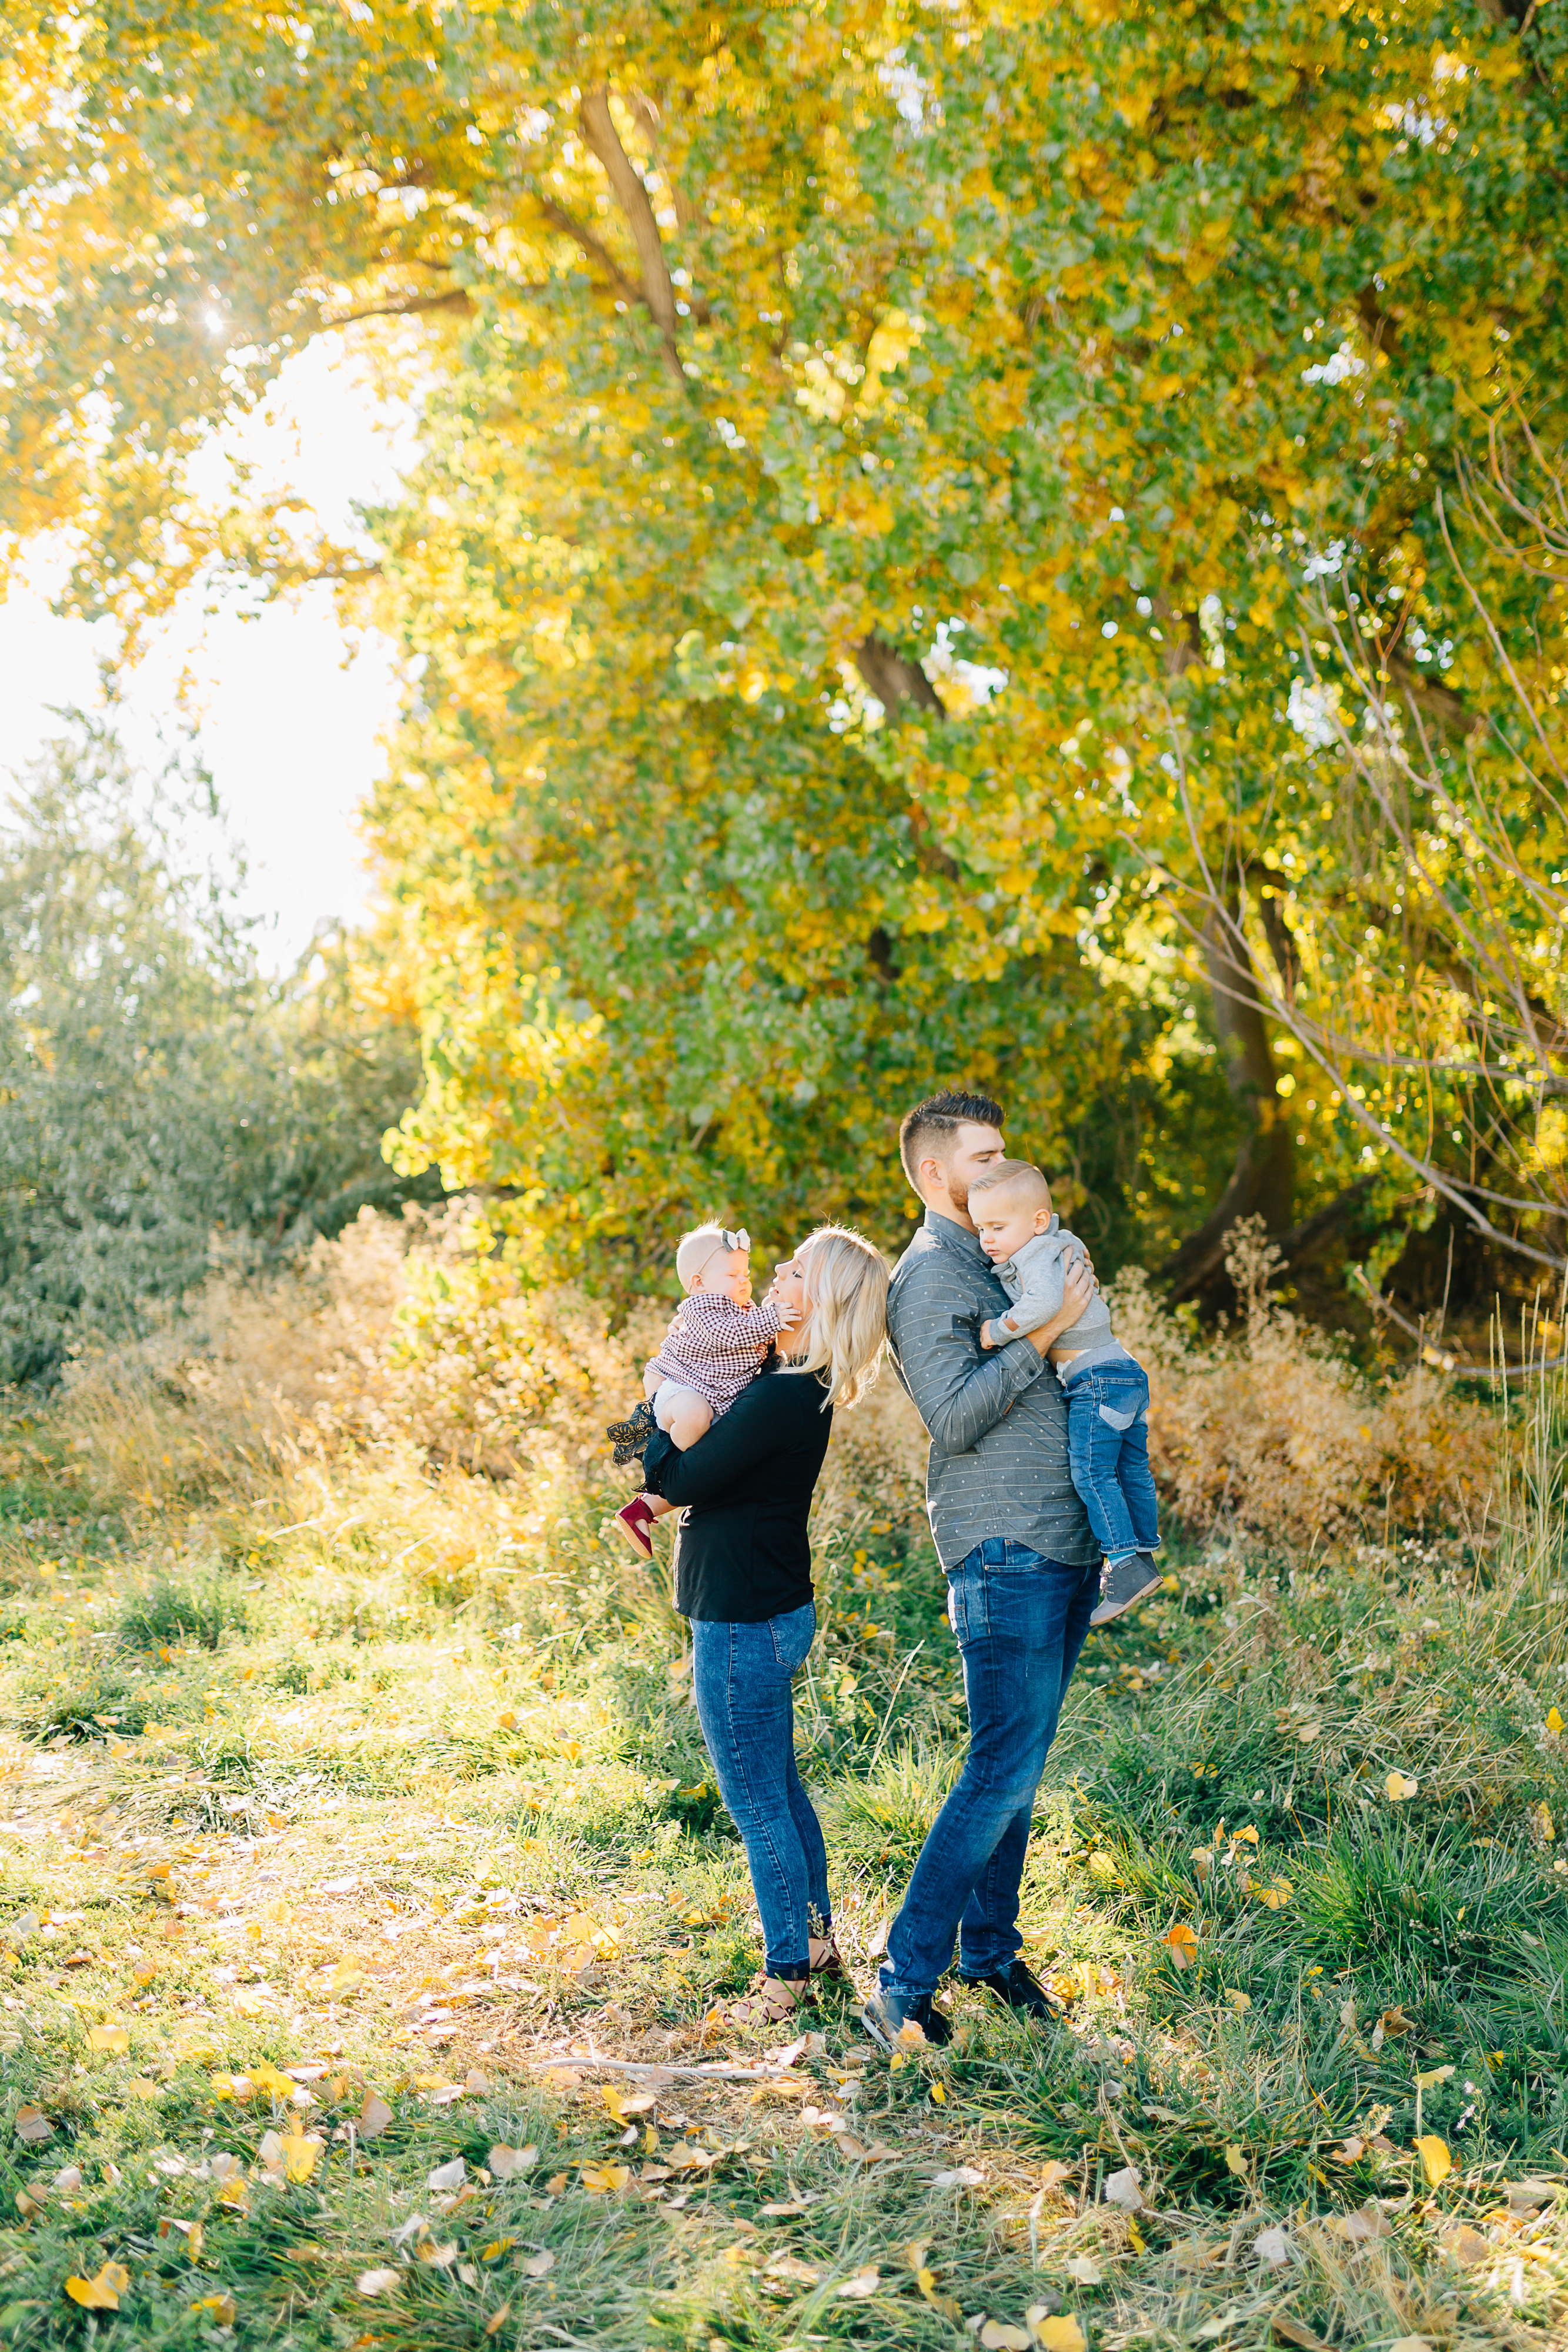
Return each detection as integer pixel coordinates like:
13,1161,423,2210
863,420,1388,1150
5,1,1563,1289
0,723,430,1382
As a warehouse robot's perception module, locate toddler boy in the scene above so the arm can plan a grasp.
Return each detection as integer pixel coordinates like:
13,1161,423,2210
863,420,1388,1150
971,1161,1161,1625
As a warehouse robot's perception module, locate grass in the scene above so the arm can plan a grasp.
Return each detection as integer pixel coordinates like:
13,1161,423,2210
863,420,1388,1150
0,1261,1562,2352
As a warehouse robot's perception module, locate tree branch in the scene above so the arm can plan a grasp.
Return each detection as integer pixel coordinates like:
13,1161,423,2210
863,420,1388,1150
321,286,473,329
578,85,684,385
534,196,641,306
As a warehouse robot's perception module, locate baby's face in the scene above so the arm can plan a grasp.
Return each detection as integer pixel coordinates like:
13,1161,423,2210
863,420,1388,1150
697,1248,753,1305
975,1197,1051,1263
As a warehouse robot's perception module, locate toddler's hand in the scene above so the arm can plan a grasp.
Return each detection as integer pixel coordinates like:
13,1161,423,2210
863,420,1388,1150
979,1318,997,1350
774,1302,801,1329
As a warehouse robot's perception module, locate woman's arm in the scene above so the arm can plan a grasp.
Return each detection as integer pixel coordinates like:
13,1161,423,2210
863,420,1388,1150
643,1374,815,1506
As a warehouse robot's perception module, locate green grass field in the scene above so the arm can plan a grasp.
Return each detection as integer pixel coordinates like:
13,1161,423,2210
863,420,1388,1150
0,1331,1563,2352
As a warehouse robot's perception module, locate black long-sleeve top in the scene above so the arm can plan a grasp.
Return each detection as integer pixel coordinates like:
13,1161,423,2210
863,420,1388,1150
641,1362,834,1623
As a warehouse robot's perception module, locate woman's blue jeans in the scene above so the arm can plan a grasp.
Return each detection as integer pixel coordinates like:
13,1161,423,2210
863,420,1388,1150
880,1541,1097,1996
691,1603,829,1979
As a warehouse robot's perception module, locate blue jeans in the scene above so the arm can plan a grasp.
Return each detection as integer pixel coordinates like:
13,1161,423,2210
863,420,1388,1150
1063,1358,1159,1564
880,1541,1097,1996
691,1603,830,1979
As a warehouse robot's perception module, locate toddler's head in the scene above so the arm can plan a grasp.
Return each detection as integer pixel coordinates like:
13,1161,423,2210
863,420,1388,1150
968,1161,1053,1263
676,1222,753,1305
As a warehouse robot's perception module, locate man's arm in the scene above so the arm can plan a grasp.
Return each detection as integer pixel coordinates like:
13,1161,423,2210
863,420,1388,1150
892,1257,1096,1455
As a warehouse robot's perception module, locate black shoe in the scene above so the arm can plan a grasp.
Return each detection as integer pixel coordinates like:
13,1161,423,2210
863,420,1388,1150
1090,1550,1162,1626
859,1987,952,2051
606,1398,656,1467
958,1959,1058,2022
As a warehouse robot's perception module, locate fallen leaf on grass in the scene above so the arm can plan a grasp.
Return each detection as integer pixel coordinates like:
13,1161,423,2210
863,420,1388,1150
1271,2316,1330,2351
86,2023,129,2053
484,2304,512,2335
1252,2226,1290,2267
1438,2222,1488,2267
979,2324,1031,2350
1243,1875,1293,1910
932,2166,985,2189
428,2158,467,2191
1326,2201,1389,2243
14,2107,52,2143
520,2252,554,2278
579,2161,630,2194
488,2143,537,2179
280,2132,322,2183
664,2141,719,2174
356,2270,402,2296
1547,1708,1564,1735
1224,1990,1252,2012
1388,2339,1433,2352
357,2092,394,2140
837,2266,879,2300
1385,1772,1419,1802
190,2293,237,2326
1164,1923,1198,1970
600,2086,656,2126
328,1960,366,1999
1032,2318,1085,2352
1064,2256,1102,2286
763,2255,821,2289
15,2189,45,2220
1415,2066,1454,2092
64,2264,130,2311
1415,2135,1452,2187
1225,2146,1249,2179
1104,2164,1143,2210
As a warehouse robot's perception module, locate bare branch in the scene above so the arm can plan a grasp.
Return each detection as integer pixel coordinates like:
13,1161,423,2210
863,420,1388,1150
579,85,684,385
321,286,473,328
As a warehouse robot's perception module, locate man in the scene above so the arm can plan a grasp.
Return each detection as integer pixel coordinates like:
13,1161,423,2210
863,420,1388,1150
861,1088,1099,2050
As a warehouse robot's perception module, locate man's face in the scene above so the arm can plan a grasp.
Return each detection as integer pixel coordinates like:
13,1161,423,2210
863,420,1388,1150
925,1121,1007,1218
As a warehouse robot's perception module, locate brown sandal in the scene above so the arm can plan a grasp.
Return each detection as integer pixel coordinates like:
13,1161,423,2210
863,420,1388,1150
701,1970,808,2039
808,1933,847,1983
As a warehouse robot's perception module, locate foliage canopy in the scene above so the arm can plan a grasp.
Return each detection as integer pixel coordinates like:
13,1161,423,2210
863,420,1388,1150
5,0,1565,1297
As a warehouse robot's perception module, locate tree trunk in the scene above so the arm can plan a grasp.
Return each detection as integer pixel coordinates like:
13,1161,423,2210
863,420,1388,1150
1160,893,1294,1299
853,637,945,720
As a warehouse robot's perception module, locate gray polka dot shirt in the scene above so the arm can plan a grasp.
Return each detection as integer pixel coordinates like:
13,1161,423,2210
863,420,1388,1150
887,1209,1099,1575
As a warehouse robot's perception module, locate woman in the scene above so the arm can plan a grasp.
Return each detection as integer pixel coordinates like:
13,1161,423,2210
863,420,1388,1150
640,1224,890,2035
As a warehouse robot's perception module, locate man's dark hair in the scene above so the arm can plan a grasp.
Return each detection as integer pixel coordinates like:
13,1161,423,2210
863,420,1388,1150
898,1089,1005,1189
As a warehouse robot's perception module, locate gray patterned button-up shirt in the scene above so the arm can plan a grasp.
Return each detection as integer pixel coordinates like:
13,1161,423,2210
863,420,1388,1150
887,1208,1099,1574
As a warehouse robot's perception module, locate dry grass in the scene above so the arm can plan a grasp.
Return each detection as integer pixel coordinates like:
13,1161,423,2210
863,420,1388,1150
0,1211,1561,2351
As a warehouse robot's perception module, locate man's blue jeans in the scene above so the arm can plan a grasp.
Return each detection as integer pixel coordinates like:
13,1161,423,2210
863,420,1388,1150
691,1603,830,1979
879,1541,1098,1996
1062,1357,1159,1563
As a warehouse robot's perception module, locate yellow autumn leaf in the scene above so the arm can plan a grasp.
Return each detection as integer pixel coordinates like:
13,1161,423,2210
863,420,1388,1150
1416,2134,1452,2186
327,1959,365,1998
600,2085,656,2126
1034,2317,1086,2352
580,2160,630,2194
1530,1801,1554,1843
86,2023,129,2053
191,2294,236,2325
484,2304,513,2337
930,2080,948,2104
280,2133,320,2183
1547,1707,1564,1735
1164,1922,1199,1970
1245,1875,1293,1909
1385,1772,1419,1802
65,2263,131,2311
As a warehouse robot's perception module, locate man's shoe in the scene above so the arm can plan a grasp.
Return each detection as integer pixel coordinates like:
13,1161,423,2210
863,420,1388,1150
859,1987,952,2051
959,1959,1058,2022
1090,1549,1162,1626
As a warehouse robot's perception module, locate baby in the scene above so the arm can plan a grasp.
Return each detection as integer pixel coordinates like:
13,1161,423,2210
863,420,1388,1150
608,1222,797,1559
970,1160,1161,1626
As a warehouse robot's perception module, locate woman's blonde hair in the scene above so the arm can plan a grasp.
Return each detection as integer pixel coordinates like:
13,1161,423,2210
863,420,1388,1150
787,1224,890,1409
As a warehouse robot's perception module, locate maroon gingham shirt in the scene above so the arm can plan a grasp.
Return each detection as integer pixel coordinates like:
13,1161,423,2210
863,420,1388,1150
648,1291,794,1415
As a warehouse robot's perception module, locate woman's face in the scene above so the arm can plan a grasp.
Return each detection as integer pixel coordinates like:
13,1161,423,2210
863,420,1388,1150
767,1243,813,1350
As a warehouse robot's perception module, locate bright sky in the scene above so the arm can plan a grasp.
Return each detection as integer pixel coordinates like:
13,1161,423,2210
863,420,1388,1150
0,342,411,972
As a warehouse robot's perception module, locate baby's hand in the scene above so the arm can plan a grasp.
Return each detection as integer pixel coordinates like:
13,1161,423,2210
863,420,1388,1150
979,1318,997,1350
774,1302,801,1329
